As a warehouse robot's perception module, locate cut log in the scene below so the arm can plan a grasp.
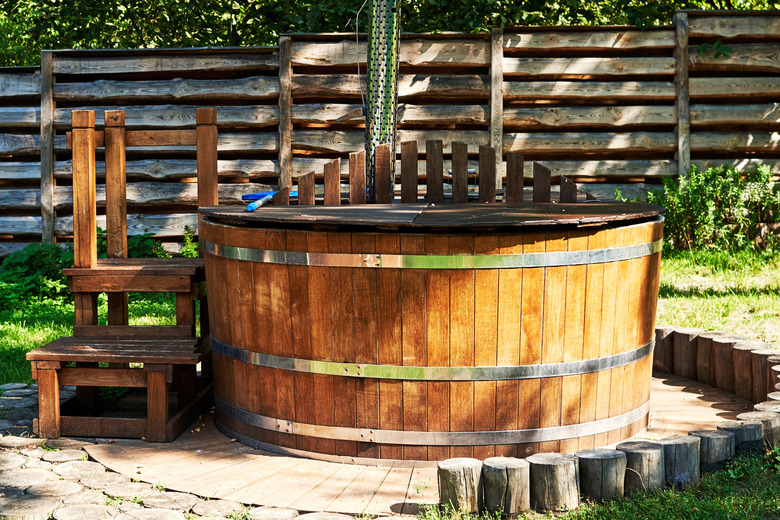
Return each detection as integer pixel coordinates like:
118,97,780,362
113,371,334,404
716,420,764,455
482,457,530,515
736,411,780,450
750,348,776,404
654,326,675,374
733,342,761,402
673,328,702,379
688,430,735,472
658,436,700,489
769,392,780,401
526,453,579,513
755,401,780,413
712,336,738,393
437,458,483,514
696,332,722,386
616,441,665,492
575,449,626,502
766,357,780,399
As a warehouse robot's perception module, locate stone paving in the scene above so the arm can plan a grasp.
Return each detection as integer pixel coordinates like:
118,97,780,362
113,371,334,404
0,383,394,520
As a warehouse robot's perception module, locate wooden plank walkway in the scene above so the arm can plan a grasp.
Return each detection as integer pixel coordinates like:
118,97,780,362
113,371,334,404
84,373,752,516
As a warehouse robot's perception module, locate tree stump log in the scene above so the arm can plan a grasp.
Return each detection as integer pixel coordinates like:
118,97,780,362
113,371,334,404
712,336,738,393
526,453,579,513
616,441,665,492
658,436,700,488
716,420,764,455
688,430,735,472
482,457,530,515
733,342,760,402
575,449,626,502
673,328,702,379
768,392,780,402
756,401,780,413
654,326,675,374
696,332,722,387
437,458,483,514
750,348,776,404
737,411,780,449
767,357,780,397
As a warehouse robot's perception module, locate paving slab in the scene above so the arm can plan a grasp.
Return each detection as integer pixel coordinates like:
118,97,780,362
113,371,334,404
115,508,186,520
295,513,355,520
103,482,156,500
42,450,86,463
0,469,58,489
53,460,105,478
80,471,129,489
0,398,37,410
3,409,36,423
25,481,83,496
0,495,61,520
2,389,37,398
53,504,118,520
44,439,95,451
248,507,300,520
191,500,246,517
142,492,200,511
0,421,13,431
0,437,44,449
0,452,26,471
0,384,28,391
61,490,107,505
21,459,53,470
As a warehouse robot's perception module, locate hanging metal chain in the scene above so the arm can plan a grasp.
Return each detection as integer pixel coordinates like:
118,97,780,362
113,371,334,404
365,0,400,202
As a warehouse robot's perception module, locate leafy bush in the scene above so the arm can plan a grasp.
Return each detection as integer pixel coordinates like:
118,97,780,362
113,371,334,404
96,227,170,258
646,164,780,252
0,243,73,309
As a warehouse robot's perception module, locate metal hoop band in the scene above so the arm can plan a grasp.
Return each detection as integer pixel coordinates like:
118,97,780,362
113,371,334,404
215,395,649,445
203,239,662,270
211,338,654,381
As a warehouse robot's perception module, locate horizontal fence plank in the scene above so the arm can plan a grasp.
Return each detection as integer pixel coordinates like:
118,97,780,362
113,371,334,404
503,57,676,76
0,133,40,155
0,107,39,127
0,162,42,180
53,182,271,209
53,53,278,75
577,183,660,200
0,216,40,235
54,159,281,180
691,77,780,99
0,188,39,210
691,131,780,152
292,39,489,67
690,43,780,73
529,159,676,178
53,132,278,153
292,129,489,153
0,73,41,98
503,132,676,153
53,75,280,103
503,80,675,101
55,213,198,237
0,242,32,258
292,74,490,100
689,15,780,39
694,158,780,175
691,104,780,126
504,106,676,128
53,105,279,129
504,30,675,51
292,103,489,125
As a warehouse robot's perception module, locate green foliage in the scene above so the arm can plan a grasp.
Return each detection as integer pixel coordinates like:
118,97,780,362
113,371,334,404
646,164,780,252
697,38,733,58
1,0,779,65
96,227,170,259
0,242,73,310
179,225,199,258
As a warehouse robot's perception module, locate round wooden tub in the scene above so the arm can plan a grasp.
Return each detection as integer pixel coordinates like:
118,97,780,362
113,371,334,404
199,202,664,462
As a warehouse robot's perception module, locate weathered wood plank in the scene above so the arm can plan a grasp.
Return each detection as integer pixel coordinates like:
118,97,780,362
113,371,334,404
55,213,198,237
293,130,488,154
503,132,676,154
293,74,490,100
55,158,279,180
0,133,40,155
693,158,780,175
54,105,279,129
0,242,31,258
504,106,675,128
279,36,293,191
0,188,40,210
0,73,41,97
691,104,780,126
689,15,780,39
53,182,270,209
53,76,280,102
40,51,55,244
504,57,675,76
292,103,488,125
0,162,42,180
691,77,780,99
504,30,675,51
503,81,675,101
676,12,691,178
691,132,780,152
490,28,504,190
54,132,278,153
0,216,41,235
690,43,780,74
53,53,278,75
291,39,489,67
0,107,39,127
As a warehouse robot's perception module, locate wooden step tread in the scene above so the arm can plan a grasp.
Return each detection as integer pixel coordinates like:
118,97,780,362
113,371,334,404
27,336,202,364
64,257,205,277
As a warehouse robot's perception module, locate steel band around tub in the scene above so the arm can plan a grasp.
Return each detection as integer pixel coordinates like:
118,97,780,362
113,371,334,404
211,338,653,381
202,239,662,269
215,395,649,445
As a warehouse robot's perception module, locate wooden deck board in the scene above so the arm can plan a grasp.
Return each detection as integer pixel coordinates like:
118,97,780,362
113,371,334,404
84,375,752,515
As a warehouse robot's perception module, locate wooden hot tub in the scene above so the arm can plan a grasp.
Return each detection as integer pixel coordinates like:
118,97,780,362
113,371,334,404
199,202,663,462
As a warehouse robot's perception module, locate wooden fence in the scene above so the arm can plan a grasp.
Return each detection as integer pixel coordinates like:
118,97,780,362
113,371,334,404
0,10,779,257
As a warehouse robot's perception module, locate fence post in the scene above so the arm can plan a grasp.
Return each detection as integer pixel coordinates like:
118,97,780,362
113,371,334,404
674,11,691,178
278,35,293,190
490,27,504,191
40,50,55,243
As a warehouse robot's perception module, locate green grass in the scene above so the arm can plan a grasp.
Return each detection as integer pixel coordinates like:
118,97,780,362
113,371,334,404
422,452,780,519
656,249,780,345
